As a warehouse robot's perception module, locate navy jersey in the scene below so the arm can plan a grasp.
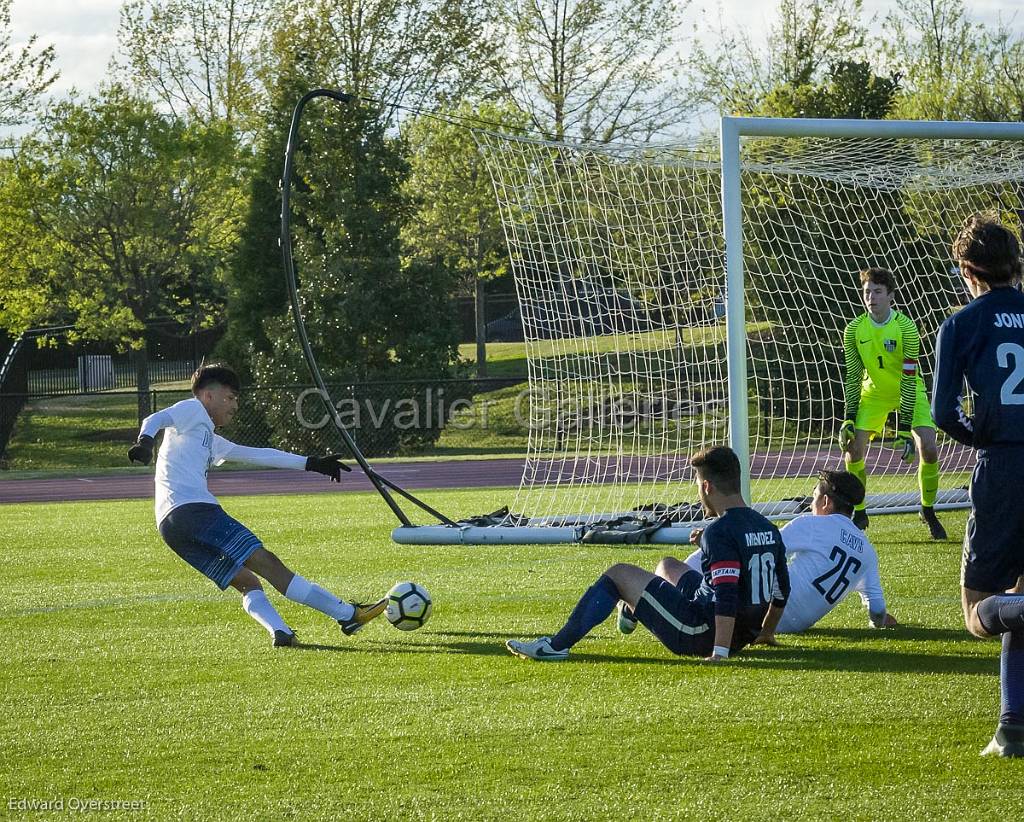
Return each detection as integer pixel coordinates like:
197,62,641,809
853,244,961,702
933,288,1024,448
698,507,791,647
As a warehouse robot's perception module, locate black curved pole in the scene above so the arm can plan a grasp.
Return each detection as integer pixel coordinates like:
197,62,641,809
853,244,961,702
281,89,455,528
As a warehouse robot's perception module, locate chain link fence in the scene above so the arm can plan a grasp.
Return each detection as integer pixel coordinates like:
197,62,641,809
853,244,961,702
2,377,530,471
215,378,526,457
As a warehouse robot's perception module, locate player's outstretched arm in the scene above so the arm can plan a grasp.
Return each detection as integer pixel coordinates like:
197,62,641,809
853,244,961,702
856,544,890,626
214,439,352,480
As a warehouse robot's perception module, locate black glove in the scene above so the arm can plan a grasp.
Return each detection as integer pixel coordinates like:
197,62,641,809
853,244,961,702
305,453,352,482
128,435,155,466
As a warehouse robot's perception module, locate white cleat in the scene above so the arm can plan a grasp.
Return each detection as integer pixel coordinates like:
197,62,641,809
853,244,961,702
505,636,569,661
980,723,1024,758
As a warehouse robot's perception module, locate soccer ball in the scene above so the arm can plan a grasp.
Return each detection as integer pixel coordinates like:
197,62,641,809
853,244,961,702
385,581,432,631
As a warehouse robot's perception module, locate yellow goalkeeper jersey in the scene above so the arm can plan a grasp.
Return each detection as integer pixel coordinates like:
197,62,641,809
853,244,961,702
842,309,922,425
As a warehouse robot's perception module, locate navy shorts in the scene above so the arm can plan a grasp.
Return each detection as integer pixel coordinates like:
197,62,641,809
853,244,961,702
633,570,715,657
159,503,263,590
962,448,1024,592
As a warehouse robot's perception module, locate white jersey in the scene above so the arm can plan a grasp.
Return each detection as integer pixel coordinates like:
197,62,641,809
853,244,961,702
140,397,305,524
775,513,886,634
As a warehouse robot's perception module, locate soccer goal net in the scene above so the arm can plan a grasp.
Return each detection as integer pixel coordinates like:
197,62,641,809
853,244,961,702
393,118,1024,545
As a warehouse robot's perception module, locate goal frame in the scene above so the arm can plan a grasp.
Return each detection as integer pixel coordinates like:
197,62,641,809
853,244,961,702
393,116,1024,545
722,115,1024,500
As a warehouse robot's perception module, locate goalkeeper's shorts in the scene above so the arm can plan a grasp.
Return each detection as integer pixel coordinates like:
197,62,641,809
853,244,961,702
855,384,934,434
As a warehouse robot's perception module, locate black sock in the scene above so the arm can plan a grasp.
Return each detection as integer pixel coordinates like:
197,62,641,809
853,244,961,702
1001,630,1024,726
550,574,620,651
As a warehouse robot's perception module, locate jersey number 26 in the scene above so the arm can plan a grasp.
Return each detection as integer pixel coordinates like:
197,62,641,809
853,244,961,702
812,546,862,605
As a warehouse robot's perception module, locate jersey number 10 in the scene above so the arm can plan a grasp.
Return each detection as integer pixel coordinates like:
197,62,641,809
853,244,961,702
747,552,777,605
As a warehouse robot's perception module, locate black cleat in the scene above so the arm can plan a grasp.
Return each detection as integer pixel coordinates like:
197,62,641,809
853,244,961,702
853,509,869,530
272,629,297,647
981,723,1024,757
339,598,388,636
920,506,948,540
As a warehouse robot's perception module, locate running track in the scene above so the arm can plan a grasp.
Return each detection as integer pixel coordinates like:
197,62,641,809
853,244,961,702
0,459,528,504
0,446,974,505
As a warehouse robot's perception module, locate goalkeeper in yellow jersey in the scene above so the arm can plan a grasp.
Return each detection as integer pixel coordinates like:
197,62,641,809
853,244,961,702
838,268,947,539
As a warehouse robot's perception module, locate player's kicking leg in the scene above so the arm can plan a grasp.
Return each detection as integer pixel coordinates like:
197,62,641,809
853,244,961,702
913,426,947,540
507,563,657,661
244,548,387,636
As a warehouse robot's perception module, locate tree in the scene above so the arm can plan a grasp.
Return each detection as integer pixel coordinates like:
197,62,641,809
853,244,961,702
402,102,527,376
0,86,240,420
116,0,278,138
214,47,310,378
279,0,494,123
0,0,57,135
487,0,692,142
690,0,869,116
882,0,1024,122
755,59,898,120
219,4,493,377
248,87,463,455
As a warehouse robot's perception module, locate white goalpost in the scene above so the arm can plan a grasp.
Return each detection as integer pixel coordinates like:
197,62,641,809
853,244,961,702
393,116,1024,545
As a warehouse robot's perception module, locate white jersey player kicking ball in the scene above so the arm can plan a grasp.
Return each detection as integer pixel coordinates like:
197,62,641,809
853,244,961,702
619,470,897,641
126,363,388,647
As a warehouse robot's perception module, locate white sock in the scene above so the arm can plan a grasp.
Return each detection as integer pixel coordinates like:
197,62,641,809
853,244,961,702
284,574,355,621
242,590,289,636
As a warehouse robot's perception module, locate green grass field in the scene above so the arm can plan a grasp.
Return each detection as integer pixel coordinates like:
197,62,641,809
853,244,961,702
3,488,1021,820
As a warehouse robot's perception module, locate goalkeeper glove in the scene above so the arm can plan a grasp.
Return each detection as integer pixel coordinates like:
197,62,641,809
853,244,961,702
837,420,856,450
892,431,916,464
127,435,155,466
305,453,353,482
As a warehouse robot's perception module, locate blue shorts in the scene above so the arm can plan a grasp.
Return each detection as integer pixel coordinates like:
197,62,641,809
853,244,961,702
963,447,1024,592
633,571,715,657
158,503,263,590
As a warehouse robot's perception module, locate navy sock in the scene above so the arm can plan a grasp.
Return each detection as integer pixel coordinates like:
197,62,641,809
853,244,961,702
550,574,620,651
1000,630,1024,726
977,595,1024,634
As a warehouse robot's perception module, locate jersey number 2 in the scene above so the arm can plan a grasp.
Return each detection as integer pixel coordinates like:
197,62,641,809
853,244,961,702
997,343,1024,405
812,546,862,605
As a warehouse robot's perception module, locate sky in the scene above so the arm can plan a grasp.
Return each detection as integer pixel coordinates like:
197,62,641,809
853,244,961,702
8,0,1024,100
